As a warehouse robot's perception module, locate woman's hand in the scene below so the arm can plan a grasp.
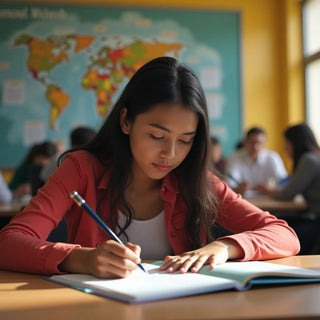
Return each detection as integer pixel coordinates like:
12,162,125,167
255,183,273,195
159,239,243,274
59,240,142,279
234,182,250,195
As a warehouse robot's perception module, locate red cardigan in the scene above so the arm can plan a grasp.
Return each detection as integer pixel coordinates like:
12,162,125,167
0,150,300,275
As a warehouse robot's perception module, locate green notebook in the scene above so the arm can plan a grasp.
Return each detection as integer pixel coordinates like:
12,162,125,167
47,261,320,303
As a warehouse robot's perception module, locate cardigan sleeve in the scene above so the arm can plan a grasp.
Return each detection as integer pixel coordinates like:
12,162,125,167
0,154,85,275
212,175,300,260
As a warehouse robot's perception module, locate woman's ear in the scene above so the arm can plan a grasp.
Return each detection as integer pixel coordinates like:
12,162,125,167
120,108,131,134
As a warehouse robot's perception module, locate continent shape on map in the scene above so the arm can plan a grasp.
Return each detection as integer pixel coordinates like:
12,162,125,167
15,34,94,128
15,33,184,128
82,40,184,117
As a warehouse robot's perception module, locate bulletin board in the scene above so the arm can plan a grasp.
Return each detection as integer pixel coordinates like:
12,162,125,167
0,2,242,166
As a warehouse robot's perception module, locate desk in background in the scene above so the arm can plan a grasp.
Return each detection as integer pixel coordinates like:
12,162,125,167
246,196,308,213
0,200,28,229
1,255,320,320
0,201,24,217
1,196,308,217
0,201,68,242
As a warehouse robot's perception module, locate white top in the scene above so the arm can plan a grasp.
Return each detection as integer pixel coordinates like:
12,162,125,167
225,148,288,196
117,210,173,260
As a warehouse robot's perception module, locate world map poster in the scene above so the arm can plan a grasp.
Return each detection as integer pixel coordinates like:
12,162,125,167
0,3,241,167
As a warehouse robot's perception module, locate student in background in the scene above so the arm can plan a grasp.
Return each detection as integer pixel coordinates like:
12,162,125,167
209,136,226,175
0,171,12,203
258,123,320,254
0,57,299,278
40,126,96,182
225,127,288,197
70,126,96,149
9,141,56,199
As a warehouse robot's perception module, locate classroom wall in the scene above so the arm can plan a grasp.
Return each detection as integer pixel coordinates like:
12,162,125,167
6,0,305,171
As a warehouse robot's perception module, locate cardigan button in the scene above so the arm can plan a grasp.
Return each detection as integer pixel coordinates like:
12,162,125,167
170,231,176,237
96,243,100,247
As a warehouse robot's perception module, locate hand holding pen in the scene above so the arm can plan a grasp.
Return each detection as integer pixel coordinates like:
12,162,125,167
227,173,250,196
70,191,147,275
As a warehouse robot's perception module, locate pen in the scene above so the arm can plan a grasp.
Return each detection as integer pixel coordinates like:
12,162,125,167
70,190,147,273
227,173,240,185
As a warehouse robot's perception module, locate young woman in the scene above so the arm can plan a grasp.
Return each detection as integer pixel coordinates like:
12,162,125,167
276,124,320,207
0,57,299,278
259,123,320,253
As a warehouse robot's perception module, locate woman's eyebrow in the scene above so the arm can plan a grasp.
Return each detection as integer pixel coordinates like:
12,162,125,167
148,123,197,135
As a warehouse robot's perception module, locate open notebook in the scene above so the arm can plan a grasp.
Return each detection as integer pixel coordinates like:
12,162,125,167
47,261,320,303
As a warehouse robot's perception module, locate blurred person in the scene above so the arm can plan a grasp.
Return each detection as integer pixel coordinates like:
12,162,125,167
209,136,226,175
70,126,96,148
225,127,287,197
9,141,56,199
40,126,96,182
258,123,320,254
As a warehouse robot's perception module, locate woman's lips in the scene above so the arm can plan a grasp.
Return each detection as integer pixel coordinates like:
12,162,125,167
153,163,171,172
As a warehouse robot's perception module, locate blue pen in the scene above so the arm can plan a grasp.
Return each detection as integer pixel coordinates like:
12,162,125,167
227,173,240,185
70,190,147,273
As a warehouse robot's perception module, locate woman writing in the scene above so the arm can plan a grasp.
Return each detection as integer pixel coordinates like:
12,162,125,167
0,57,299,278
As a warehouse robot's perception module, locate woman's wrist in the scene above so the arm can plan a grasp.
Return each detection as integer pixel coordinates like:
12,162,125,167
216,238,244,260
58,247,93,274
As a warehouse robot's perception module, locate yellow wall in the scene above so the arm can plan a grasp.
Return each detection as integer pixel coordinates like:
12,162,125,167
2,169,14,184
12,0,305,166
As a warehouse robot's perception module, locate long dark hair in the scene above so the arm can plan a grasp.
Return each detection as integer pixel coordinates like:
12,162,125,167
71,57,219,248
284,123,320,171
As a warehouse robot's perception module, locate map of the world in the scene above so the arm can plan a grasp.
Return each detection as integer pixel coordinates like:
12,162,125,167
0,4,241,167
15,33,183,128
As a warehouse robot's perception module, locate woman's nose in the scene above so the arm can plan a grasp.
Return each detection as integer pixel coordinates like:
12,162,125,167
160,142,175,159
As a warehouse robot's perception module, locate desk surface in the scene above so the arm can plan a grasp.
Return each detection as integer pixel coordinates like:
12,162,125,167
246,196,308,212
0,200,27,217
1,255,320,320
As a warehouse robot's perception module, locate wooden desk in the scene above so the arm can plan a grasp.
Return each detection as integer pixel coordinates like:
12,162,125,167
246,196,308,212
0,201,27,217
1,255,320,320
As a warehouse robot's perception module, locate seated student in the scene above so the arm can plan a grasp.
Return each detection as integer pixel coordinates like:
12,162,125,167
40,126,96,182
9,141,57,199
258,123,320,254
0,171,12,203
0,57,299,278
209,136,226,175
225,127,288,197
